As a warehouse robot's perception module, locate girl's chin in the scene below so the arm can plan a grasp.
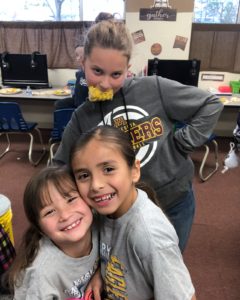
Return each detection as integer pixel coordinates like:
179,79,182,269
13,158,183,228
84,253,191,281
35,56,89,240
95,205,116,216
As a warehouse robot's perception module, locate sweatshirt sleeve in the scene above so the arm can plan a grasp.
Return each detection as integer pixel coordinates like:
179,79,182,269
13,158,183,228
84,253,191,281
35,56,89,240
158,76,224,153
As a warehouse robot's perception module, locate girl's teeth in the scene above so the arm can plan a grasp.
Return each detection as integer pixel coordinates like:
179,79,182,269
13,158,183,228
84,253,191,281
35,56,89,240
95,194,113,202
64,219,80,231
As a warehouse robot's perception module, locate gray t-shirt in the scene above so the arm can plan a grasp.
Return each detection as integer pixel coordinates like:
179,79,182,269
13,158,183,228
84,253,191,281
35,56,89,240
99,189,195,299
14,226,99,300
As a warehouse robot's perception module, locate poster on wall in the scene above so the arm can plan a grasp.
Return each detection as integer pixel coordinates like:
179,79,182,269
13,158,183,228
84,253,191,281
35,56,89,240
131,30,146,45
173,35,188,51
139,7,177,21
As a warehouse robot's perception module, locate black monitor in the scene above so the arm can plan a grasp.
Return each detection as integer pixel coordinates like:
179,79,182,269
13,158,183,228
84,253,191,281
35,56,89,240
0,52,51,89
147,58,201,87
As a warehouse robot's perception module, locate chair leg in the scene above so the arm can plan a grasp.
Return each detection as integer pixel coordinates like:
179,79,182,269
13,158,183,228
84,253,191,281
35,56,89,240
0,133,11,159
47,142,59,166
199,139,219,182
27,128,46,166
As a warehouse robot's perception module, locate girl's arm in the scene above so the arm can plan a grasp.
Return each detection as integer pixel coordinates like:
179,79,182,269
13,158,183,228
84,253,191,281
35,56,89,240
85,268,103,300
158,76,223,153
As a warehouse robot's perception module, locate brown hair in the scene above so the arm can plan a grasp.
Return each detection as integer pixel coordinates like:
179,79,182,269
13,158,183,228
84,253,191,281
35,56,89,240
84,20,133,62
5,166,78,292
95,12,114,23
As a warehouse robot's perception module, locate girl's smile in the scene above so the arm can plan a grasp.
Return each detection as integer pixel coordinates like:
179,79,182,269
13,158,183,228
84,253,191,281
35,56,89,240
92,192,116,207
59,218,81,231
72,138,140,218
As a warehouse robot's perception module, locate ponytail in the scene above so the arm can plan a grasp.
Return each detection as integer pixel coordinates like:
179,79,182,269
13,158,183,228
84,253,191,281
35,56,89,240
136,181,162,208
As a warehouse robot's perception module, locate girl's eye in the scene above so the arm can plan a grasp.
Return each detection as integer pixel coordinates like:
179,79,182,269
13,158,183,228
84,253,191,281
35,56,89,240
93,68,102,75
67,196,77,203
41,208,55,218
112,72,122,79
104,166,115,174
76,172,89,181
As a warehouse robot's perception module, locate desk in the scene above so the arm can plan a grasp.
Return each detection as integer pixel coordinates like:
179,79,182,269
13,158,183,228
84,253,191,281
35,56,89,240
220,95,240,107
215,95,240,137
0,88,71,128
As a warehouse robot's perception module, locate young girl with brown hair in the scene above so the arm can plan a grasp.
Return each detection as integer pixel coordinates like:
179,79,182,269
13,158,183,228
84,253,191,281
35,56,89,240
6,166,99,300
71,125,197,300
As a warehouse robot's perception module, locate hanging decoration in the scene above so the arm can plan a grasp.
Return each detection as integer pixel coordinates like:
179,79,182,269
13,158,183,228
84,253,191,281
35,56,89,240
151,43,162,56
139,0,177,21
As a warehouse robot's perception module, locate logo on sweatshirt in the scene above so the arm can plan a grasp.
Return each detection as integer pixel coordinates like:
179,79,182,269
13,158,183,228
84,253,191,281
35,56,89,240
99,105,164,167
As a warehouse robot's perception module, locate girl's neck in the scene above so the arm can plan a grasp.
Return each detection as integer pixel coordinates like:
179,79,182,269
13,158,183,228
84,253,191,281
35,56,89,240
108,187,138,219
60,230,92,258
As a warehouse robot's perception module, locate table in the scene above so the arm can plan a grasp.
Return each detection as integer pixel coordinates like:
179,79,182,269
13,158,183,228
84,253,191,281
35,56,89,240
220,95,240,107
215,94,240,137
0,87,71,128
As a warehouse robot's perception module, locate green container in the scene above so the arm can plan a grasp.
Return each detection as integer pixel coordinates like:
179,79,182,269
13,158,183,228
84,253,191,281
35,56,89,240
230,81,240,94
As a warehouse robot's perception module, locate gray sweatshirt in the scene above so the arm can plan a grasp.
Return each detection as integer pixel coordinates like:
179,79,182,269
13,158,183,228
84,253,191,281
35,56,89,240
54,75,223,209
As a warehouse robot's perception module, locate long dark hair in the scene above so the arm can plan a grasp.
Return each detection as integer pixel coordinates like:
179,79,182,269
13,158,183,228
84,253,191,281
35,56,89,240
70,125,160,205
5,165,77,292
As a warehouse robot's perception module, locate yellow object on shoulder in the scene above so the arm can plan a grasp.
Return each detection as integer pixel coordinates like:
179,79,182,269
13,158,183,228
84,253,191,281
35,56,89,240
88,86,113,102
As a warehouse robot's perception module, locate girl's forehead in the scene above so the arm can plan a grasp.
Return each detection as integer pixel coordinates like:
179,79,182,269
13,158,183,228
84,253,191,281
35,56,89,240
76,139,123,159
85,138,115,148
41,179,76,203
87,47,128,66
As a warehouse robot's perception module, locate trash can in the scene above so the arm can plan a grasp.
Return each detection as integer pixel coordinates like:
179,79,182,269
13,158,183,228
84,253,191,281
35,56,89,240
0,194,14,245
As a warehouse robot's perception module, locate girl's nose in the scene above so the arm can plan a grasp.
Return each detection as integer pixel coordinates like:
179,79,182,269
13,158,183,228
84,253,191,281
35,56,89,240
58,208,71,222
99,76,111,90
91,175,104,192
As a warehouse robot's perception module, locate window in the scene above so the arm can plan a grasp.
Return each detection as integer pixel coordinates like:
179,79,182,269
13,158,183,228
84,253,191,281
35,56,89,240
191,1,240,73
193,0,240,24
0,0,125,21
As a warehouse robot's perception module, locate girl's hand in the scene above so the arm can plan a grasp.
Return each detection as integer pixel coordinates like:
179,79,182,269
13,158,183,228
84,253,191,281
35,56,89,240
85,268,103,300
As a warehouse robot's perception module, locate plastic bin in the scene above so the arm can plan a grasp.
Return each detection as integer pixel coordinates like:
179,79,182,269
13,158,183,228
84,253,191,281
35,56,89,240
230,81,240,94
0,194,14,245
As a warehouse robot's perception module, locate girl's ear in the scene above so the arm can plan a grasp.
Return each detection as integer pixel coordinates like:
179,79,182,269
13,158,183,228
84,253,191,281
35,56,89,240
132,159,141,183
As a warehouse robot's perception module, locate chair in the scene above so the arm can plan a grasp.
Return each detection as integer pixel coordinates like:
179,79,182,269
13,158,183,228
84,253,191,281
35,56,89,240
174,122,219,182
47,108,75,165
199,133,219,182
0,102,46,166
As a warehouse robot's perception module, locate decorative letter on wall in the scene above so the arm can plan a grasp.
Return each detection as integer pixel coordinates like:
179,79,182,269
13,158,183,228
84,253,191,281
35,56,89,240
139,7,177,21
139,1,177,21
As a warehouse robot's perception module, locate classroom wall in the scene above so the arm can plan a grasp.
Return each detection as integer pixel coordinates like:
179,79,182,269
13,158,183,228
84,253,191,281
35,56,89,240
48,69,77,87
125,1,194,75
125,0,240,89
198,71,240,91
